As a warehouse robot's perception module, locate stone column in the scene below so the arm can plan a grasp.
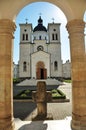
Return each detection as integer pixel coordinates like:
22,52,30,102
0,19,16,130
67,19,86,130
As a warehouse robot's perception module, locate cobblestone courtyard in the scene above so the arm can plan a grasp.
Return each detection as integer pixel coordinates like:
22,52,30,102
14,83,72,121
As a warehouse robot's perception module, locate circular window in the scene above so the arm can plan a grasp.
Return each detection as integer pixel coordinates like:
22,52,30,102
24,29,27,32
37,46,44,51
53,29,56,31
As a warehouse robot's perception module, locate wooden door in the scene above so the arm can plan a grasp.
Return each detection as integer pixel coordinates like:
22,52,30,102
43,69,47,79
36,68,41,79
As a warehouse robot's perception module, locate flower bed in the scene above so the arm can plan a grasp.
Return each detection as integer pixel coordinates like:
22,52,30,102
14,89,32,99
51,89,66,99
14,89,66,100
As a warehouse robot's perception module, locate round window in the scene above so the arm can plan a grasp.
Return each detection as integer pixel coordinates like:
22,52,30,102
37,46,44,51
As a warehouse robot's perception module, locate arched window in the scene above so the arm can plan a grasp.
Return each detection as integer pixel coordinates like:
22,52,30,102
23,62,27,72
52,34,54,40
52,33,58,40
22,34,25,40
55,34,58,40
37,45,44,51
26,34,28,40
39,36,42,40
22,34,28,41
54,61,58,70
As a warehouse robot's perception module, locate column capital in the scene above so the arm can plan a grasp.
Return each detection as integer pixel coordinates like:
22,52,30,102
0,19,16,38
66,19,85,58
66,19,85,34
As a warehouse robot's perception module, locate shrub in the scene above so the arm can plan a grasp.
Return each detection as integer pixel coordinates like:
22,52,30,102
20,94,27,97
51,89,66,99
14,89,66,100
13,78,21,84
25,90,31,94
64,79,71,83
51,89,57,93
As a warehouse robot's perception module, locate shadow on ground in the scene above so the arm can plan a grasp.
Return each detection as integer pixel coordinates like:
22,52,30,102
18,121,47,130
13,101,37,120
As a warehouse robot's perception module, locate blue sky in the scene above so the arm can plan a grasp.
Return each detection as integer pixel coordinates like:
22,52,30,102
14,2,86,64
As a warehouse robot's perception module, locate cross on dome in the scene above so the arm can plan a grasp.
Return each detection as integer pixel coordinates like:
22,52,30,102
39,13,42,17
52,18,55,23
33,14,47,32
25,18,28,24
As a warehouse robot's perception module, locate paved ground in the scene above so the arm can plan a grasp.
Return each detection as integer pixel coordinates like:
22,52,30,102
14,117,72,130
14,82,72,130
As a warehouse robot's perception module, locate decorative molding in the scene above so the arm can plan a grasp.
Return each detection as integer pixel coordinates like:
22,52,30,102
0,19,16,38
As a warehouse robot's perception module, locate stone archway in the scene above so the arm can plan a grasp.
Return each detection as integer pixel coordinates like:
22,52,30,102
36,61,47,79
0,1,86,130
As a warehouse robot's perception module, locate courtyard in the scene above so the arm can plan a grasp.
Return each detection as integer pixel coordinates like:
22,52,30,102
14,82,72,130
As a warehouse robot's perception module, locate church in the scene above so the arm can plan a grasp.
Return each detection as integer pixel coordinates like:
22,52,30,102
18,16,63,79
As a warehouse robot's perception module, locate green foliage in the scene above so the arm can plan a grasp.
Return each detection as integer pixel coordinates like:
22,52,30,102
64,79,71,83
51,89,66,99
51,89,57,93
20,94,27,97
25,89,31,94
14,89,32,99
14,89,66,100
13,78,21,83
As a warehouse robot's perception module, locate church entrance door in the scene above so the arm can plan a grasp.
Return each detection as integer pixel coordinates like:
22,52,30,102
36,61,47,79
36,68,47,79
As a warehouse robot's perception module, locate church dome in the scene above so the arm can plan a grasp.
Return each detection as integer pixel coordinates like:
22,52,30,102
33,16,47,32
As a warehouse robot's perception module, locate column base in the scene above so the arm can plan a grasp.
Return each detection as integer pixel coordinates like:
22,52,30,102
0,116,15,130
71,114,86,130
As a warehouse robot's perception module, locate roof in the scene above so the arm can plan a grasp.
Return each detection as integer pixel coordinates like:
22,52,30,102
33,16,47,32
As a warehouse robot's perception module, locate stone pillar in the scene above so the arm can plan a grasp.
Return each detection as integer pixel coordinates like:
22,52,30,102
32,81,52,120
36,82,47,117
66,19,86,130
0,19,16,130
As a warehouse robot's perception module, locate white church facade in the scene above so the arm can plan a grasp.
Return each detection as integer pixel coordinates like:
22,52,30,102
18,16,63,79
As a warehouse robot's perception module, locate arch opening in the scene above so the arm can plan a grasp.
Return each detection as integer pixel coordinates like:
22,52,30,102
13,1,72,22
14,2,70,65
13,1,71,122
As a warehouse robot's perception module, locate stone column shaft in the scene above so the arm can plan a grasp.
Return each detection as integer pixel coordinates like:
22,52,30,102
0,19,16,130
67,19,86,130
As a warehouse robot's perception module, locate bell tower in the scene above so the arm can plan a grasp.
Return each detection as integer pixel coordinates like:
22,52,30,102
48,22,61,43
19,22,32,78
48,22,62,77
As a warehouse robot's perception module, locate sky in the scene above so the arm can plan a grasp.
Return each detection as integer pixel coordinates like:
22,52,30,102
13,2,86,64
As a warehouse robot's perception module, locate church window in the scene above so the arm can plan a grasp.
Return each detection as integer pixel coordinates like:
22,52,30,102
22,34,25,40
39,36,42,40
54,61,58,70
52,33,58,40
53,29,56,31
26,34,28,40
23,62,27,72
24,29,27,32
37,45,43,51
55,34,58,40
52,34,54,40
22,34,28,41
